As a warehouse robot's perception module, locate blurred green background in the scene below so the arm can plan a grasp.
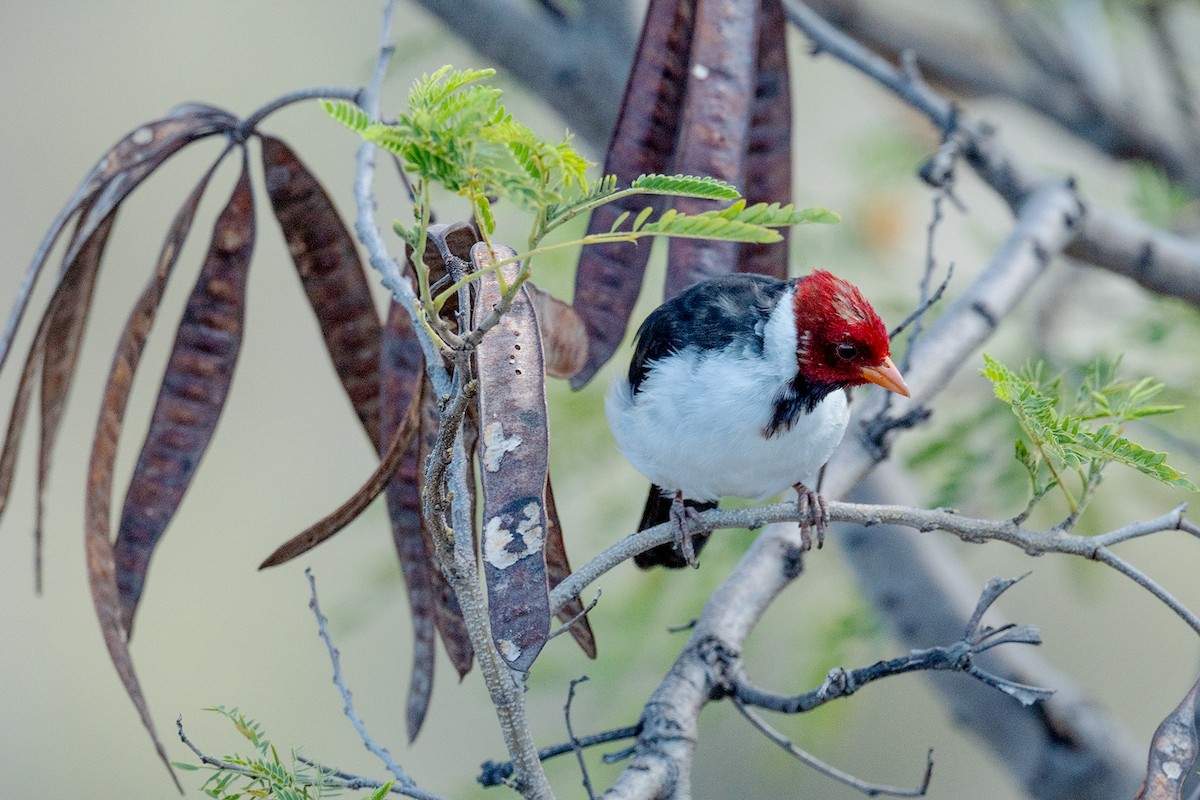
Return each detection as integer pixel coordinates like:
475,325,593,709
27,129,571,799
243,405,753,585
2,2,1199,798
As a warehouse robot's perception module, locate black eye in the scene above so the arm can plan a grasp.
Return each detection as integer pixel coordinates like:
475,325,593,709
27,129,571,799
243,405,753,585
836,343,858,361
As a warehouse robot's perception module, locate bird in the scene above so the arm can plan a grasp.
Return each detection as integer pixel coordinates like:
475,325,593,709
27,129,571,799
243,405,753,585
606,270,910,568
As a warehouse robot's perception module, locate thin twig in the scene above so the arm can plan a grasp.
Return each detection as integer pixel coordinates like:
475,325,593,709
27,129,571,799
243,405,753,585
733,698,934,797
548,590,601,641
565,677,597,800
785,0,1200,308
351,0,453,398
478,725,642,787
734,575,1050,714
237,86,361,139
305,568,413,786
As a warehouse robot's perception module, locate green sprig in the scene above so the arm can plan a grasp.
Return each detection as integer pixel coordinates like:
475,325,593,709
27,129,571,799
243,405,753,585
982,355,1197,519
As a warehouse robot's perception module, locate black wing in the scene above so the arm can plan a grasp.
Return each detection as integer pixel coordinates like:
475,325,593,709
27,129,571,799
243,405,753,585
628,274,792,393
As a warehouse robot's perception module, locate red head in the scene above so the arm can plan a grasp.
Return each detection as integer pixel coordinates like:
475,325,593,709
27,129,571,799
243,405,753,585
792,270,909,396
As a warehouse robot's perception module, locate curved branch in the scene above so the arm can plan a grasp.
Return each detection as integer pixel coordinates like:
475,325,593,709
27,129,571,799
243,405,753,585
551,496,1200,634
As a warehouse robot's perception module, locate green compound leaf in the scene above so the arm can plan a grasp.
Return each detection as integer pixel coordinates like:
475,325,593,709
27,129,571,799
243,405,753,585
637,200,838,244
408,65,497,112
630,173,742,200
982,354,1197,493
320,100,371,134
1075,425,1198,491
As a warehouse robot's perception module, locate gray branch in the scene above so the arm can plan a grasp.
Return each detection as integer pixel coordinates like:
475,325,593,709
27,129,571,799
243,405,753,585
803,0,1200,194
783,0,1200,310
841,468,1146,799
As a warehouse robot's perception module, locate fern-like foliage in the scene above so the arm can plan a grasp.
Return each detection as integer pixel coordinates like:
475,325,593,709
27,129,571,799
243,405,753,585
175,707,393,799
324,64,844,331
321,99,371,134
629,173,742,200
982,355,1196,517
638,200,839,243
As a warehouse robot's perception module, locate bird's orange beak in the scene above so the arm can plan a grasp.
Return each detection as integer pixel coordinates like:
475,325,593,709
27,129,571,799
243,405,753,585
861,356,910,397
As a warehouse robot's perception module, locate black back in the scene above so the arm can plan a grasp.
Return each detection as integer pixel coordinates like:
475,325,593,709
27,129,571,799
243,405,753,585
628,274,792,393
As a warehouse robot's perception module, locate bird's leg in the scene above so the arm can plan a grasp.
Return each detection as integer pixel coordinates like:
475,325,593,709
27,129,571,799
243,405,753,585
793,482,828,551
668,490,706,569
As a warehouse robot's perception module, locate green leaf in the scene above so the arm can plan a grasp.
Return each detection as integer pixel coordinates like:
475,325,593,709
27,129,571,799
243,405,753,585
634,200,836,244
983,354,1197,494
632,205,654,232
172,761,202,771
320,100,371,133
630,173,741,200
1073,425,1198,491
475,194,496,235
407,65,497,114
366,782,395,800
641,206,783,243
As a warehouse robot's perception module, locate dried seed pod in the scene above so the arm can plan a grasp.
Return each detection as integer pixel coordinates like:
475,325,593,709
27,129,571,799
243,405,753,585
738,0,793,280
261,135,383,445
473,242,551,672
113,155,255,632
665,0,760,298
570,0,698,388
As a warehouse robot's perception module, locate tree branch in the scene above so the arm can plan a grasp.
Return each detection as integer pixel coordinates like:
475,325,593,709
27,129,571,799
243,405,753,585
802,0,1200,194
784,0,1200,309
838,467,1148,799
551,495,1200,635
352,0,453,398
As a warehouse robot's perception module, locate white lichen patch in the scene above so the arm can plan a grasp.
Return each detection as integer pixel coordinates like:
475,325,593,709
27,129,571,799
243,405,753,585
1163,761,1182,780
497,638,522,663
482,421,521,472
483,502,545,569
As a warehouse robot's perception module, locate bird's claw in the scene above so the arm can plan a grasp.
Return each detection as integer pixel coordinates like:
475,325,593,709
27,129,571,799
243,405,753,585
794,483,828,551
669,492,706,569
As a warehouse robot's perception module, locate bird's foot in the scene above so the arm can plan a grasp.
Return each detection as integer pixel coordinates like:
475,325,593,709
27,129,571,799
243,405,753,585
793,483,828,551
669,491,706,569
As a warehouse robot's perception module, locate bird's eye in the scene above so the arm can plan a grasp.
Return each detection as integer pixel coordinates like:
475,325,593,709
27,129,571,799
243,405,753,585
835,343,858,361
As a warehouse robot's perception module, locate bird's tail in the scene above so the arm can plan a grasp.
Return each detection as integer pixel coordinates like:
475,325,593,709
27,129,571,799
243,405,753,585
633,485,717,569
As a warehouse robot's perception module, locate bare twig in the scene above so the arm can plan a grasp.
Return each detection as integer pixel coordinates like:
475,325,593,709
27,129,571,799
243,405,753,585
733,699,934,797
891,177,956,374
305,568,413,785
565,677,597,800
802,0,1200,193
734,575,1051,715
237,86,361,139
479,724,641,787
548,590,601,642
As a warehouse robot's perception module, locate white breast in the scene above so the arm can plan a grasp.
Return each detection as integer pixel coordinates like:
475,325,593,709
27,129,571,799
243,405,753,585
606,288,850,502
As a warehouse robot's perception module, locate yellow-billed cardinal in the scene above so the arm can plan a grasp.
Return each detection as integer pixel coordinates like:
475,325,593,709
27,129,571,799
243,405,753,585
607,271,910,568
